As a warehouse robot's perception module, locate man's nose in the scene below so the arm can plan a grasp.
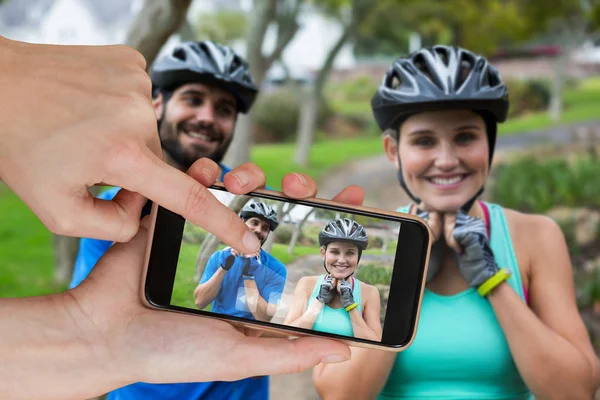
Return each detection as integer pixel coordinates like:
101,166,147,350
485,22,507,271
195,103,216,124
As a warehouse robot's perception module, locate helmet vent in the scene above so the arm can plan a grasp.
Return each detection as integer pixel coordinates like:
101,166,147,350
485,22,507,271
436,47,449,66
172,47,187,62
456,54,474,89
229,56,241,74
390,72,402,89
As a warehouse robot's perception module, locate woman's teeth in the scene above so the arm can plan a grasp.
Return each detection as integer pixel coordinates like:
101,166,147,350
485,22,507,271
429,176,464,185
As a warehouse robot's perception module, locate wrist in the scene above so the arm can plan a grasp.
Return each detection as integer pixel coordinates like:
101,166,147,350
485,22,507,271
477,268,511,297
59,291,132,388
0,293,128,399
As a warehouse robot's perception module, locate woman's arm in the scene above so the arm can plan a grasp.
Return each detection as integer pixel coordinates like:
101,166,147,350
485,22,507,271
348,285,382,341
491,214,599,399
313,286,391,399
283,277,323,329
313,347,396,400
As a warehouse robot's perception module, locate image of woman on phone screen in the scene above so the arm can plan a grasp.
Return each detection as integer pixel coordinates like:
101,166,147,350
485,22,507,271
283,218,382,341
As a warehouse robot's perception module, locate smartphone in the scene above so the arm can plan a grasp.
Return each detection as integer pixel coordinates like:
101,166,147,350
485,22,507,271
142,183,432,352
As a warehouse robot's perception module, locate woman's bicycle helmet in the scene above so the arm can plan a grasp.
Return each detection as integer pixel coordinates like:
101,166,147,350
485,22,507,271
371,45,509,212
318,218,369,277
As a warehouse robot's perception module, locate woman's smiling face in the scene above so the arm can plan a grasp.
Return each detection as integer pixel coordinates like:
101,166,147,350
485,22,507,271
384,109,490,212
321,241,360,279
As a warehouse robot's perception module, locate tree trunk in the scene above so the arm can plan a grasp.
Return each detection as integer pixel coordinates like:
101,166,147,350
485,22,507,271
224,0,302,168
224,112,254,168
294,89,320,167
382,235,389,253
293,8,360,167
124,0,193,70
261,201,285,253
194,195,251,280
288,209,314,255
549,50,565,123
52,235,80,285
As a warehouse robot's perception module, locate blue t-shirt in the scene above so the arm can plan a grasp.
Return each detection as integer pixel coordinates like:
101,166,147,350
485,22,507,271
200,248,286,319
69,164,278,400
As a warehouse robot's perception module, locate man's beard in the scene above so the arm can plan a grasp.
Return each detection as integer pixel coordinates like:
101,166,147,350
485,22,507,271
158,117,233,170
255,231,267,246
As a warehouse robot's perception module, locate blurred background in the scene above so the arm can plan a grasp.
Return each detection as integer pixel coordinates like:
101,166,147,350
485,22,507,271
1,0,600,398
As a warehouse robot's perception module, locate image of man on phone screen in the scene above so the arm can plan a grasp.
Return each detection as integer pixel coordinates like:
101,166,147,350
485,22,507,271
194,201,286,322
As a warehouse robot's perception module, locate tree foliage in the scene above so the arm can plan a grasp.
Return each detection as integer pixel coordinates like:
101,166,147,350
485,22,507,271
194,10,247,45
355,0,592,57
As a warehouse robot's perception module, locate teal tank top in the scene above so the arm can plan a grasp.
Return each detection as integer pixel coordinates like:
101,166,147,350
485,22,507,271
379,202,533,399
307,274,363,337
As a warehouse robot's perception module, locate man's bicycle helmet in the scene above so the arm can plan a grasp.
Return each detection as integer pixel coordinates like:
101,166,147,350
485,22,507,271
240,202,279,231
370,45,509,212
151,40,258,113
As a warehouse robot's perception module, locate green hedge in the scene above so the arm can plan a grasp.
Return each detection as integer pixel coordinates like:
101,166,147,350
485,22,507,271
491,154,600,213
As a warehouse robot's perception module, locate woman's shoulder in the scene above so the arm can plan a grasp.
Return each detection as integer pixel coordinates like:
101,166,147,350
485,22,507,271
497,206,561,237
298,275,322,288
494,205,566,258
356,279,381,298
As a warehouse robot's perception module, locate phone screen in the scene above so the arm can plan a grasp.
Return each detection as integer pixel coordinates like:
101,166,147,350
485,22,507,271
166,187,409,344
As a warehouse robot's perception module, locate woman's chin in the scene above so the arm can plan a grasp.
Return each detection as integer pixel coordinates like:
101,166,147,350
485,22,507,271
419,195,474,213
330,269,354,280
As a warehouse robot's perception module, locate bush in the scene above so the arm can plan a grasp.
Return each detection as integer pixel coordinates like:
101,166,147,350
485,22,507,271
369,236,384,249
491,154,600,213
327,74,379,104
505,79,552,118
272,223,299,244
182,223,208,244
356,264,393,286
253,87,333,143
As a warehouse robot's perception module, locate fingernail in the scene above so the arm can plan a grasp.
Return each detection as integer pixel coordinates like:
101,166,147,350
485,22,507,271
243,230,260,252
234,170,250,187
321,354,350,364
292,172,306,186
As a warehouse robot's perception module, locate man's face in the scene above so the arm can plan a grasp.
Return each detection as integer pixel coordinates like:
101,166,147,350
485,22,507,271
154,82,237,169
244,217,271,246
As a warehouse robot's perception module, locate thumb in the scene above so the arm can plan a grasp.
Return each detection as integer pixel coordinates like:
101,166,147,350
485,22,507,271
428,211,443,241
229,337,350,379
63,189,147,242
443,213,462,254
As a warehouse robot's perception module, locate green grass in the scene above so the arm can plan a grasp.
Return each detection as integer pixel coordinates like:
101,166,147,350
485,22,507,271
171,241,316,310
0,184,61,297
495,77,600,135
252,136,384,190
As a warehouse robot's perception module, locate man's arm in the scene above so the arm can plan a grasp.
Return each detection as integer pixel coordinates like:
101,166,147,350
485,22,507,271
245,259,287,321
243,279,272,322
194,253,228,309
